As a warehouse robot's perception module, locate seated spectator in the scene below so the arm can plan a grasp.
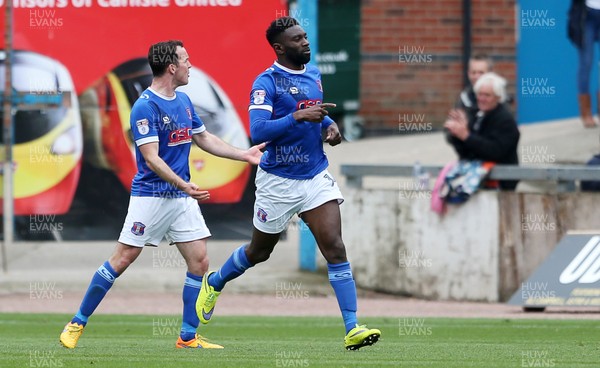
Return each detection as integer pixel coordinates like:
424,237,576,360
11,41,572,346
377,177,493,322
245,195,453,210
444,72,520,190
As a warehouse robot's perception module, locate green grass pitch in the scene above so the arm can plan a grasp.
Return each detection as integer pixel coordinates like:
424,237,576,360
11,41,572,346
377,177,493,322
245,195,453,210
0,313,598,367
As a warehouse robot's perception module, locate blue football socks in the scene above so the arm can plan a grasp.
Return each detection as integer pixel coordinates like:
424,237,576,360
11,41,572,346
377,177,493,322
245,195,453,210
328,262,358,333
180,272,202,341
208,245,253,291
72,261,119,326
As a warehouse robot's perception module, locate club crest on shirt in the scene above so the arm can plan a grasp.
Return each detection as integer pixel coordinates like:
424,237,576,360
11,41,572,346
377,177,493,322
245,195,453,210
316,80,323,92
256,208,268,223
131,221,146,236
253,90,266,105
136,119,149,135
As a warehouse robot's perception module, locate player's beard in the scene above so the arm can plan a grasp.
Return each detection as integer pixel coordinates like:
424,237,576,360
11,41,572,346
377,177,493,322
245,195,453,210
287,49,311,67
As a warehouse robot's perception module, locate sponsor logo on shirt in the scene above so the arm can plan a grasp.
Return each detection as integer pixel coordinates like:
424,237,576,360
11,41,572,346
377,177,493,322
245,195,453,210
296,99,322,110
168,128,193,146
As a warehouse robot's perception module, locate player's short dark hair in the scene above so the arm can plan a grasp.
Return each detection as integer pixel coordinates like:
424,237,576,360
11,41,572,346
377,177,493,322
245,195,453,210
148,40,184,77
266,17,299,45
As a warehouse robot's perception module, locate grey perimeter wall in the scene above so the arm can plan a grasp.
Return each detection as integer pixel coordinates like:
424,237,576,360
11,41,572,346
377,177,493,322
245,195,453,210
341,188,600,302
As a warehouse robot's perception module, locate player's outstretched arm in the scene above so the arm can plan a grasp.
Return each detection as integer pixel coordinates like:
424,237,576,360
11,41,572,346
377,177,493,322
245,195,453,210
192,131,264,165
292,103,336,123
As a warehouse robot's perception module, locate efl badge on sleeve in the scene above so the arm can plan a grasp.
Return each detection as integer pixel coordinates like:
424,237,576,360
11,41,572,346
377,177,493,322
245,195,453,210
253,90,266,105
136,119,149,135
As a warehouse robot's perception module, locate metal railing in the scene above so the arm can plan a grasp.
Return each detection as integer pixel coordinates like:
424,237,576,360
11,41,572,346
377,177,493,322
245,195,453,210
341,164,600,191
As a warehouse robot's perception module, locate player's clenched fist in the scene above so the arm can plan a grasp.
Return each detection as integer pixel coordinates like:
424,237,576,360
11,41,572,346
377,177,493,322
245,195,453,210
324,123,342,146
293,102,337,123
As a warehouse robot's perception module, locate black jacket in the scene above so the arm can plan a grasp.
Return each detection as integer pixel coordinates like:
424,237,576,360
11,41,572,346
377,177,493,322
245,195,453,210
568,0,586,49
446,104,520,189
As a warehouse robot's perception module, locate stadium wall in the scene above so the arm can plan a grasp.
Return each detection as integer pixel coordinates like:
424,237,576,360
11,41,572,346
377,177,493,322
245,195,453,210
359,0,516,135
341,189,600,302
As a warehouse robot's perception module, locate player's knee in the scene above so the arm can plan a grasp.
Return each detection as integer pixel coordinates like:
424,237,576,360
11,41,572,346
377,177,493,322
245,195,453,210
198,257,209,274
321,239,347,263
185,254,208,275
325,253,347,264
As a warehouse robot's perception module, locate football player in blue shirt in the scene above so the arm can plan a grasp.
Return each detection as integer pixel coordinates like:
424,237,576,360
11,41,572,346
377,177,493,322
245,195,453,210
59,40,264,350
196,17,381,350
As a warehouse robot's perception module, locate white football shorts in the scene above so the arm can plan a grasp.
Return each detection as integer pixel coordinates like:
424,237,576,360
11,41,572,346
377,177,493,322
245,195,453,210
118,196,211,247
253,167,344,234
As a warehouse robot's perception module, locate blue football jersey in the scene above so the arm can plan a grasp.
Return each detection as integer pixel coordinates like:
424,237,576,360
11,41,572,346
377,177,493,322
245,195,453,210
129,88,205,197
248,62,334,179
